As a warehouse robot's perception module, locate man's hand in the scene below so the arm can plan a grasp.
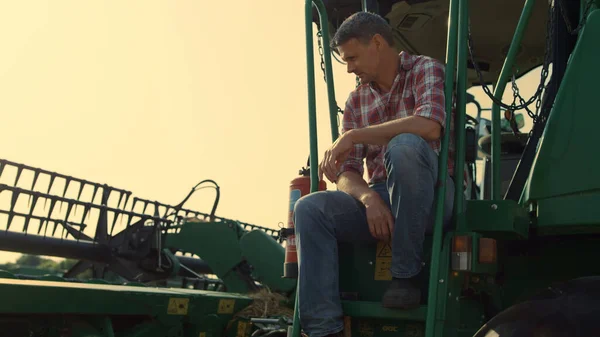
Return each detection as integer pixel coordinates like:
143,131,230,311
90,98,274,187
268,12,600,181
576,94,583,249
319,131,355,183
360,191,394,241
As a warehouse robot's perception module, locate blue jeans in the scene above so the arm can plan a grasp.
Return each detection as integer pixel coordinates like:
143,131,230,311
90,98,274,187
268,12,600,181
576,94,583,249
294,133,455,337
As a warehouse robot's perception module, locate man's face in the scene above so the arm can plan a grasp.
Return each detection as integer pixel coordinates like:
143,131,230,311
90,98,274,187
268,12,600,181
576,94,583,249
337,37,380,84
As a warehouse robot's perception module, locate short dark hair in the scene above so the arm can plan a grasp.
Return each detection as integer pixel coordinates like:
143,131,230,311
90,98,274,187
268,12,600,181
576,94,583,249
331,12,394,48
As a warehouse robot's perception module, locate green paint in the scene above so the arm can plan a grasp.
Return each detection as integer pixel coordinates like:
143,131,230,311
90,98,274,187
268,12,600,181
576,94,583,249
0,272,252,337
490,0,538,200
453,0,468,230
239,229,296,294
525,10,600,231
425,0,460,333
305,0,338,193
465,200,529,239
165,221,252,294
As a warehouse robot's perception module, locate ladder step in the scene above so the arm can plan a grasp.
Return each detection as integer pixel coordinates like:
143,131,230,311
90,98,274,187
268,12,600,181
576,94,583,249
341,301,427,321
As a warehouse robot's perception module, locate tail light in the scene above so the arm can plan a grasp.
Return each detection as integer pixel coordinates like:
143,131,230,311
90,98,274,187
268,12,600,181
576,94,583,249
451,235,497,271
452,235,472,271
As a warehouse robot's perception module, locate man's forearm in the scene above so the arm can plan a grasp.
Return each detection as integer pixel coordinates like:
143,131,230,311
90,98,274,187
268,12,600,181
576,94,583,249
336,171,377,204
348,115,441,146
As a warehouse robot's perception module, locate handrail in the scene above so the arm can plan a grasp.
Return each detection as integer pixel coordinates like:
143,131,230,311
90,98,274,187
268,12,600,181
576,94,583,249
290,2,341,337
453,0,468,230
304,0,340,193
424,0,460,334
491,0,538,200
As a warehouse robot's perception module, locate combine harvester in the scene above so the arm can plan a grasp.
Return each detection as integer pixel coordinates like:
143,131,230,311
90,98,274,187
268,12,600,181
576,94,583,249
0,158,295,336
0,0,599,336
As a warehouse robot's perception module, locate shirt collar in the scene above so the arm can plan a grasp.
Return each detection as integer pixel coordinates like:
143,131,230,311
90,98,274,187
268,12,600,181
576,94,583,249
398,51,416,71
369,51,416,92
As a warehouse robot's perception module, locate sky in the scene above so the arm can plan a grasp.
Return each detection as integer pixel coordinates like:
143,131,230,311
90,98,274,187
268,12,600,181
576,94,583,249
0,1,542,263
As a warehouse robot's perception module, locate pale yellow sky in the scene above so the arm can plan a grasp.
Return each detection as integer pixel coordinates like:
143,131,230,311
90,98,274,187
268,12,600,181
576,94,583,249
0,1,541,263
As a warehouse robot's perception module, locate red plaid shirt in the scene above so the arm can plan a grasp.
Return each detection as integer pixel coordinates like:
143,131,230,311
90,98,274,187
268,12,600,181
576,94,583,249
339,51,455,185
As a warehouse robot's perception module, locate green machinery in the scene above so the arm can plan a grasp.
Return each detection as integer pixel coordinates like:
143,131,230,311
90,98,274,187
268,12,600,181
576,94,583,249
298,0,600,336
0,0,599,336
0,158,295,336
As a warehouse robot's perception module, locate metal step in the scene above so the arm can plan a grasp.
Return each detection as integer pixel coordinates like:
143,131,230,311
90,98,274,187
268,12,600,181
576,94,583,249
341,301,427,321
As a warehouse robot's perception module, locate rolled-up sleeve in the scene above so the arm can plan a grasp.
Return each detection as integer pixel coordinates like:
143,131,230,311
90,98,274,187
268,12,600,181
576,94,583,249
412,58,447,130
338,95,365,177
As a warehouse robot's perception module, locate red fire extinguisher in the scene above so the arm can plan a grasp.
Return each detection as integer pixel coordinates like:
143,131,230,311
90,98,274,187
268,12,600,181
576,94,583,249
283,165,326,278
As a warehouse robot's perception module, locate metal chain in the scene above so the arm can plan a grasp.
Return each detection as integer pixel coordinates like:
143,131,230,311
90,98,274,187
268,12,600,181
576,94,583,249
317,31,327,83
466,1,554,121
558,0,595,35
317,30,345,115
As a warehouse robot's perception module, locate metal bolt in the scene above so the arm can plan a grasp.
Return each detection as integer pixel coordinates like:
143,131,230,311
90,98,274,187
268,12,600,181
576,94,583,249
368,261,373,265
456,296,459,301
491,204,498,210
448,292,452,297
439,279,444,283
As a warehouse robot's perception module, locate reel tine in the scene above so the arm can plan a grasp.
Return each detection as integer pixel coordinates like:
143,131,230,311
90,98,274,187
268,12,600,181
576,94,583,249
0,160,5,179
117,191,124,210
23,194,39,233
7,190,20,231
28,170,41,208
44,175,56,210
123,193,131,211
64,202,74,224
131,197,138,213
47,175,56,195
47,199,57,227
13,165,23,187
76,182,85,201
81,204,91,223
74,182,85,216
62,178,71,199
51,218,60,237
31,169,40,191
37,218,45,235
91,185,99,204
110,211,119,236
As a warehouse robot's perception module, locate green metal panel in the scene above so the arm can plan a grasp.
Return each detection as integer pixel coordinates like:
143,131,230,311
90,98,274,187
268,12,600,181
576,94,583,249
0,274,253,337
165,221,251,294
239,230,296,294
536,194,600,234
525,10,600,230
0,278,251,316
465,200,529,239
338,239,433,303
341,302,427,321
343,317,425,337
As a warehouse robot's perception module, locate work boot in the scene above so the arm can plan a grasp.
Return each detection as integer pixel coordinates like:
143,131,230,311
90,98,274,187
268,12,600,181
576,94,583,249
381,276,421,309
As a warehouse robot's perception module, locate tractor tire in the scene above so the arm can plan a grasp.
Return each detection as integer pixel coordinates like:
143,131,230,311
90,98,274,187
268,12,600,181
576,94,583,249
472,276,600,337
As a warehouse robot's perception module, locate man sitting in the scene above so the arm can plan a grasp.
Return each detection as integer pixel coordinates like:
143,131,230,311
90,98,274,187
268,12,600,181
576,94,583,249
293,11,456,337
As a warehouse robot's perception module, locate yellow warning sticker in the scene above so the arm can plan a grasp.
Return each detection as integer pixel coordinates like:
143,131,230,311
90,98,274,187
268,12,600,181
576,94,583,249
358,320,374,337
199,333,206,337
374,241,392,280
237,321,249,337
167,297,189,315
218,299,235,314
405,323,424,337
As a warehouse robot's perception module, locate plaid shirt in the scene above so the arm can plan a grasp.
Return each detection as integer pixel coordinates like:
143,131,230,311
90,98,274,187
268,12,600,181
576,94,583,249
339,51,455,185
